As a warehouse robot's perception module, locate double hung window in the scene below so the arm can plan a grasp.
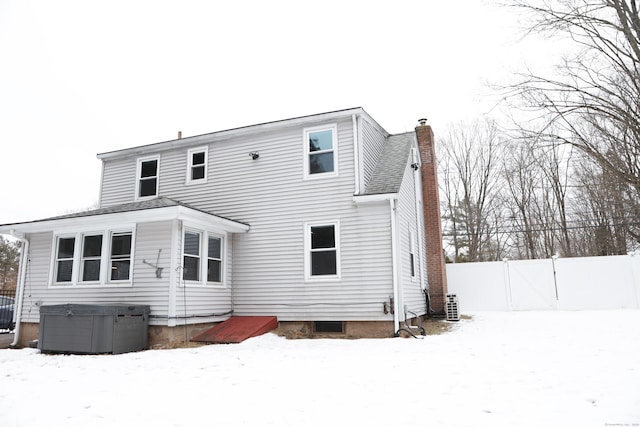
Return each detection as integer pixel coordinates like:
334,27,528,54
110,233,132,281
52,229,134,286
80,234,103,282
182,228,224,285
187,147,208,184
54,237,76,283
183,231,201,281
304,125,337,178
136,156,159,199
305,222,340,279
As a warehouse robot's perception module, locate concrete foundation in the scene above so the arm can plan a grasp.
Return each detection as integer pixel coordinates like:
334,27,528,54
12,318,417,349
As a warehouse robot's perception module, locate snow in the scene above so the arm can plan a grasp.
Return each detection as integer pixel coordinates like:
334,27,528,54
1,311,638,427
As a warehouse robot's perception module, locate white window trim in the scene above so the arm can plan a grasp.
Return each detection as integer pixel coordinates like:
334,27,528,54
303,124,339,180
49,227,136,288
79,233,106,284
181,226,226,288
52,233,79,285
304,220,341,281
186,146,208,184
135,155,160,200
409,229,416,282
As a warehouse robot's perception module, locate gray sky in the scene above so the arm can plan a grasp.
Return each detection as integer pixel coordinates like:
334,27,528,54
0,0,548,224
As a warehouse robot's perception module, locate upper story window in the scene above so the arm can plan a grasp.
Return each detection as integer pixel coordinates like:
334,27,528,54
303,124,338,179
136,156,159,199
305,221,341,280
187,147,208,184
182,227,225,286
51,229,134,286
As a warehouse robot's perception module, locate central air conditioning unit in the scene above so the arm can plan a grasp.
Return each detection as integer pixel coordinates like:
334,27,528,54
445,294,460,321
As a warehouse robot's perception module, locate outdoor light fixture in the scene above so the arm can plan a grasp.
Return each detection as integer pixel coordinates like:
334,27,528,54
411,163,419,170
249,151,259,160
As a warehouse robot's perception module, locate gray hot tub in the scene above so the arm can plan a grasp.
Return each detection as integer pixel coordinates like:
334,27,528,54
38,304,150,354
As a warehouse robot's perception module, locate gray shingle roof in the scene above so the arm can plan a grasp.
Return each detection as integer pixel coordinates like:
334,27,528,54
363,132,415,195
41,197,184,221
0,197,247,228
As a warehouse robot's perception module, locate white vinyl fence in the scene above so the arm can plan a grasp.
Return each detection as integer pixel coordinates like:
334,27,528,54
446,254,640,311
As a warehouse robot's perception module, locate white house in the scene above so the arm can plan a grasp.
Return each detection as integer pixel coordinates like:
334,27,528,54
0,107,448,347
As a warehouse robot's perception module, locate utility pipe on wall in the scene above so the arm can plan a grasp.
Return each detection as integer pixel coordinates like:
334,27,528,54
389,198,400,333
352,114,361,195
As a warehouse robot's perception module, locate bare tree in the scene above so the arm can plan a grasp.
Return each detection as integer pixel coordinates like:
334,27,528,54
503,140,541,258
438,119,505,262
572,156,637,255
502,0,640,244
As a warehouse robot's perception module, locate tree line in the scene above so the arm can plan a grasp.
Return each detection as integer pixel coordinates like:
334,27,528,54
438,0,640,262
0,236,20,291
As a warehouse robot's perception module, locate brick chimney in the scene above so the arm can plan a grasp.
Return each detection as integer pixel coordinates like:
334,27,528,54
415,119,448,315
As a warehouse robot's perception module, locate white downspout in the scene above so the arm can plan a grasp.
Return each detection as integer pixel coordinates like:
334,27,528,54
389,198,400,333
352,114,361,195
10,234,29,348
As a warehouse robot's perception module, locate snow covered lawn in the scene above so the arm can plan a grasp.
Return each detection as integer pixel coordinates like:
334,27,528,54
1,311,638,427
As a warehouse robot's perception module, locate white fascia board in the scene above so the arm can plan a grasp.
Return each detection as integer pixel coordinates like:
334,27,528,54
0,206,249,235
97,107,367,161
352,193,399,204
174,206,250,233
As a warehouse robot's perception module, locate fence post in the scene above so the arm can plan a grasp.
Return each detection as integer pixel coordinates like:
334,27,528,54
502,258,512,311
629,252,640,309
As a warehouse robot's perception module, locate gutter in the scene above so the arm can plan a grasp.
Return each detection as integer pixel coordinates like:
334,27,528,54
10,233,29,348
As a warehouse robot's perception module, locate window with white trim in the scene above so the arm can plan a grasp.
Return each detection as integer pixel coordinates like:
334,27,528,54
304,125,338,178
305,222,340,279
207,236,222,283
409,230,416,279
182,228,224,285
51,229,134,286
136,156,159,199
110,232,132,281
80,234,103,282
54,236,75,283
187,147,208,184
182,230,201,281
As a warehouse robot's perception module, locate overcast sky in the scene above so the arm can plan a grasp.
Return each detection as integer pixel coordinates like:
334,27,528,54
0,0,555,225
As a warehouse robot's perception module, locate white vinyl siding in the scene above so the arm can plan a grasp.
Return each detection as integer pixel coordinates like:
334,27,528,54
396,149,427,317
96,112,397,322
360,116,388,190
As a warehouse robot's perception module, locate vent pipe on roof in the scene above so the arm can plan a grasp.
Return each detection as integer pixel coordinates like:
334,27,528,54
178,131,182,139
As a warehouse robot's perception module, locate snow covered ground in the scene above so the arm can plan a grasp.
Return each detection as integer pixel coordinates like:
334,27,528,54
1,310,638,427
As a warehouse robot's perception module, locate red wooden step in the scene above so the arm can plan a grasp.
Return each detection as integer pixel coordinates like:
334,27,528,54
191,316,278,344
